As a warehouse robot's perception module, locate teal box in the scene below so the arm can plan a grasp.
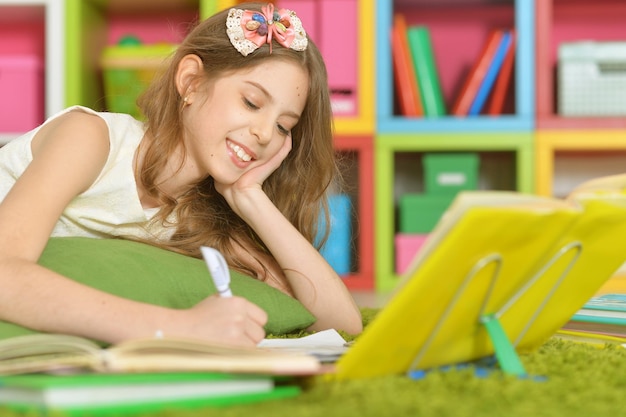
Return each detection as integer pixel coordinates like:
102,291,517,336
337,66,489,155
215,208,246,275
399,194,454,233
317,194,352,275
423,153,479,195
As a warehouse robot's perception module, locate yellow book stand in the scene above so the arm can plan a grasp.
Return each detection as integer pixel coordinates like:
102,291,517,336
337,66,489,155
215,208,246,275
334,188,626,380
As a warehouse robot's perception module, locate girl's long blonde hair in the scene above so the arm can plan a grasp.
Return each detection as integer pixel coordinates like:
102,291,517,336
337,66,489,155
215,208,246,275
136,3,339,282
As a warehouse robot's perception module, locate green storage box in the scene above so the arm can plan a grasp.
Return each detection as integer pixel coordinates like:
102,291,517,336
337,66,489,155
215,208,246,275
101,42,177,119
423,153,479,195
399,194,455,233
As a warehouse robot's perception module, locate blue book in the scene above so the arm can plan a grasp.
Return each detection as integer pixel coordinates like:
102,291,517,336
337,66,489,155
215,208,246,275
317,194,353,276
468,31,513,116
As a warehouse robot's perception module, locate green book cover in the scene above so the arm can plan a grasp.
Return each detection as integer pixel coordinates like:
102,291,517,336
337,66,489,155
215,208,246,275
0,372,300,416
407,26,446,117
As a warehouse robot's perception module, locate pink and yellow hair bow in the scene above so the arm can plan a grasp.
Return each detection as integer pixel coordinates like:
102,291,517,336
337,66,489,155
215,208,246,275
226,3,308,56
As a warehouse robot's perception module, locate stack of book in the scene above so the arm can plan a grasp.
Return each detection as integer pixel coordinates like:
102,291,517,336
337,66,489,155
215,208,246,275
391,14,515,118
560,293,626,345
0,333,321,415
0,372,299,416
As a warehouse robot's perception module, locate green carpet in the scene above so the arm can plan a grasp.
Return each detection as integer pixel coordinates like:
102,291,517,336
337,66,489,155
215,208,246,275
3,308,626,417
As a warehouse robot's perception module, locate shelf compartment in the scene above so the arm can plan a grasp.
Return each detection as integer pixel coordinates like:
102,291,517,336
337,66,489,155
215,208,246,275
377,0,535,133
535,130,626,196
65,0,203,110
288,0,375,135
375,132,534,291
334,135,375,290
536,0,626,129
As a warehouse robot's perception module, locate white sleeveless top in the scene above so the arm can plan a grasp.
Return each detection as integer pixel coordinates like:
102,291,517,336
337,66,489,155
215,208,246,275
0,106,175,241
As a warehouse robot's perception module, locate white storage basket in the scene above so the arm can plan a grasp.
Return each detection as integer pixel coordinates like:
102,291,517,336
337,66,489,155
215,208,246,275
558,41,626,116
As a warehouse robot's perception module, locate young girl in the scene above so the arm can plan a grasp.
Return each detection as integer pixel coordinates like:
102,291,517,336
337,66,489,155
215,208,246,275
0,2,362,347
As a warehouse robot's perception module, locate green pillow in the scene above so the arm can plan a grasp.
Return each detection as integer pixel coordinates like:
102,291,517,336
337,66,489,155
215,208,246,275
0,237,315,341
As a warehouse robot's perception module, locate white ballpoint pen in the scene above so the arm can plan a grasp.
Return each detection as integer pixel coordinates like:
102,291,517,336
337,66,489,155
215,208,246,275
200,246,233,297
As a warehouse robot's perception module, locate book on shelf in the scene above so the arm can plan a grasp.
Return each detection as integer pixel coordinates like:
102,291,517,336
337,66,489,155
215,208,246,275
331,173,626,380
487,30,516,115
406,26,446,117
0,333,321,377
562,293,626,337
468,30,513,116
451,29,504,116
0,372,300,416
391,13,423,117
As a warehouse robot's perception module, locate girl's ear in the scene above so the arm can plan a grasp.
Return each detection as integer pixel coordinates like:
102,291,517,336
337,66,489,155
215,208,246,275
175,54,204,103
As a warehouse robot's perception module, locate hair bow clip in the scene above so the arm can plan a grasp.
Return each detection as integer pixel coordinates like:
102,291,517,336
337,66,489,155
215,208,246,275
226,3,308,56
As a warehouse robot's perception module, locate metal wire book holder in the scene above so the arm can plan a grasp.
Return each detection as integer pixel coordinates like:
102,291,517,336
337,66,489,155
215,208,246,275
407,241,583,379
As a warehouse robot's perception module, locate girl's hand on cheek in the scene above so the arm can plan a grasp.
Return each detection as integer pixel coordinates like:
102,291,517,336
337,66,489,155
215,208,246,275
216,136,292,216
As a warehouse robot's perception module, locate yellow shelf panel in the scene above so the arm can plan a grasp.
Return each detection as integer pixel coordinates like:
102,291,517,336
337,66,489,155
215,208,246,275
336,0,375,136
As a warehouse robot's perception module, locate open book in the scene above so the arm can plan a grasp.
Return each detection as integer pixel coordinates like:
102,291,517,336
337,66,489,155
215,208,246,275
0,333,320,376
333,174,626,380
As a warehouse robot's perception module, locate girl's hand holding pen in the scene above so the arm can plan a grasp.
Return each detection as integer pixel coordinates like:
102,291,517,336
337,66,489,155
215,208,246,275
177,246,267,346
155,289,267,346
177,296,267,347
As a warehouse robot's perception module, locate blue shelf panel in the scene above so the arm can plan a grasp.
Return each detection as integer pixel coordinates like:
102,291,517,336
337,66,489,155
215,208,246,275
378,115,533,134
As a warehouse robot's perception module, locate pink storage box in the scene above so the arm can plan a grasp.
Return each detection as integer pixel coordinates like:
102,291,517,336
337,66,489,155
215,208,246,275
395,233,429,275
0,55,43,133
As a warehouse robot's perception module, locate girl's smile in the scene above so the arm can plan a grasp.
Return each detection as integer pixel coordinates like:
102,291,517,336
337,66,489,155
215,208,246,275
226,139,255,167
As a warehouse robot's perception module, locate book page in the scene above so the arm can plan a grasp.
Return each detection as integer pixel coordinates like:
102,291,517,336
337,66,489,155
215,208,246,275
0,334,102,375
0,333,322,376
0,333,102,360
258,329,349,362
106,336,321,375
